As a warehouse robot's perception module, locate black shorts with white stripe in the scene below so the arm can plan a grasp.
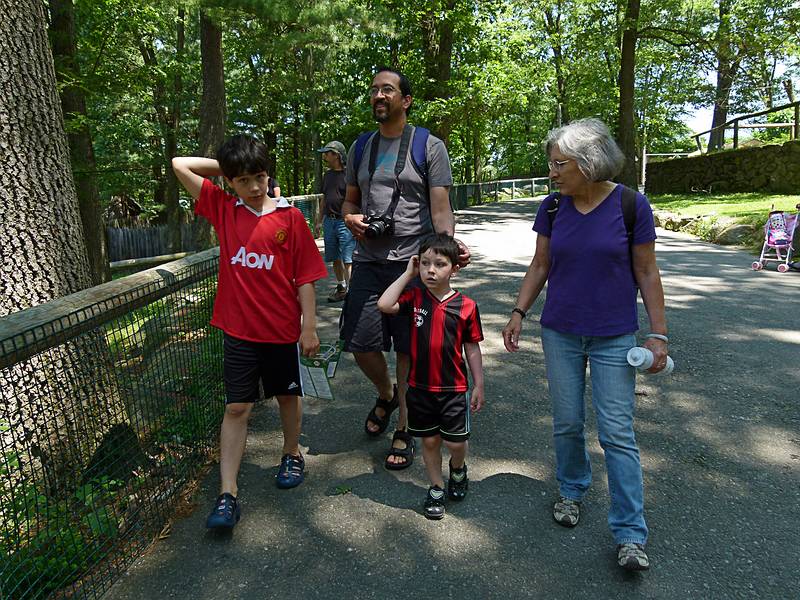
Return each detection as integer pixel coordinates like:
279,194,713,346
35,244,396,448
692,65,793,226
223,334,303,404
406,386,470,443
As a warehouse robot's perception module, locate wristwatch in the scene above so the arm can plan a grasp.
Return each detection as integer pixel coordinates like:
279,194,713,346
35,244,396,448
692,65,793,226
512,307,526,319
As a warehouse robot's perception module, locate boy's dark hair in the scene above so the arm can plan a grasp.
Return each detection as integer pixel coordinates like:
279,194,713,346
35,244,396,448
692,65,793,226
216,134,269,180
419,233,459,266
375,66,413,114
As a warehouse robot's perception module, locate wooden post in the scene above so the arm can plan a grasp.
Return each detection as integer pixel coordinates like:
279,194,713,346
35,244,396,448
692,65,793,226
733,120,739,149
512,180,515,199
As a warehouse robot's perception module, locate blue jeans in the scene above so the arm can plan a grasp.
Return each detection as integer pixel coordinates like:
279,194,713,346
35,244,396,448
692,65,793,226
323,216,355,263
541,326,647,545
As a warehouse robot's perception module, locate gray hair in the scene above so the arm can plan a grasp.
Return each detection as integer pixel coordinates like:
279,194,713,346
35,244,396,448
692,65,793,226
545,118,625,181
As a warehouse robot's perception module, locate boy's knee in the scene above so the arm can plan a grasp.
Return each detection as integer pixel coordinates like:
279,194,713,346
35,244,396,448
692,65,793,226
422,435,441,451
224,403,252,419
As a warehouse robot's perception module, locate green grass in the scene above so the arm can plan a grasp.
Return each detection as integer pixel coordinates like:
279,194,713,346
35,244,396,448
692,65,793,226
648,192,800,219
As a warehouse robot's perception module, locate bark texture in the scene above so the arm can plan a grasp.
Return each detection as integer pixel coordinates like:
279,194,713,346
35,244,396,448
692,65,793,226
0,0,126,494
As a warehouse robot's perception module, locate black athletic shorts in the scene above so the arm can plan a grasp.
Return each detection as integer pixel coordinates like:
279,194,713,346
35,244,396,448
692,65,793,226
406,386,470,442
223,334,303,404
340,261,416,354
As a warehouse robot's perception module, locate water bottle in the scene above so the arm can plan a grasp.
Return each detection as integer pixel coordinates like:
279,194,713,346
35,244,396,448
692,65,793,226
627,347,674,374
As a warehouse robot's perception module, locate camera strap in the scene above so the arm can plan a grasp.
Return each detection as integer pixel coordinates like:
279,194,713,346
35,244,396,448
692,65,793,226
364,124,414,220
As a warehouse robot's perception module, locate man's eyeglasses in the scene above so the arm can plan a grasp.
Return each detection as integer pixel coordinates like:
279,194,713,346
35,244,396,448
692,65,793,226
368,84,400,97
547,159,571,172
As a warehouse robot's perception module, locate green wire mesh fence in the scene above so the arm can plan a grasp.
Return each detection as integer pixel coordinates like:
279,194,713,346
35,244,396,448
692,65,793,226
450,177,550,210
1,249,223,599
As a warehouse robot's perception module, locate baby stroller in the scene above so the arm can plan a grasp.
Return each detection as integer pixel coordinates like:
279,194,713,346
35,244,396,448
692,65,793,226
751,203,800,273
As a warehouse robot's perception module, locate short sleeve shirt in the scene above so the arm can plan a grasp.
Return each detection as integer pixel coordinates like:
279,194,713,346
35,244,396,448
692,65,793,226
195,179,327,343
321,170,347,217
397,287,483,392
345,127,453,263
532,184,657,336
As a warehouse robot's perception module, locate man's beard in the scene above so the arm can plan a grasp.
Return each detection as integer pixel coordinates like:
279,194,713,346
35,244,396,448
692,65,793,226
372,102,389,122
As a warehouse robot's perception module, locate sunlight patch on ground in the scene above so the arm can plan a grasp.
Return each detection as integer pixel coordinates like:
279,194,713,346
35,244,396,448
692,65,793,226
745,426,799,468
751,328,800,345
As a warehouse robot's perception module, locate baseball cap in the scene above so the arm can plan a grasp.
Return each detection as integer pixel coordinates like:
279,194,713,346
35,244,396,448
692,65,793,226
317,140,347,164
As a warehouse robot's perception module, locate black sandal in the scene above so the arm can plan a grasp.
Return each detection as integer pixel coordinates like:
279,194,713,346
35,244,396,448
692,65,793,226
384,429,415,471
364,385,398,437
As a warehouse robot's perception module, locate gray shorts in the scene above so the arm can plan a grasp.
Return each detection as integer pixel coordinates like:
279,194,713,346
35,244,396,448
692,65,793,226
339,261,415,353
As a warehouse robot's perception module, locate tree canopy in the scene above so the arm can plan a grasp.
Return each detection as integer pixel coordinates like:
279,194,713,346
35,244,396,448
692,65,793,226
49,0,799,217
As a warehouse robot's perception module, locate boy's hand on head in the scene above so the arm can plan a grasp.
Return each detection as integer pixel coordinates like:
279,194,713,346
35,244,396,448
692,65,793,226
406,255,419,277
299,330,320,357
470,387,485,413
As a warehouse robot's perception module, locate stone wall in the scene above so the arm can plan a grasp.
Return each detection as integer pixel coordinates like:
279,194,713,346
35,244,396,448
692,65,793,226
645,140,800,195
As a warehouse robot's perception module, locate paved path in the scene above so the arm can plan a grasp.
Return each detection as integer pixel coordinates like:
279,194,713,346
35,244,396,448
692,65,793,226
107,199,800,599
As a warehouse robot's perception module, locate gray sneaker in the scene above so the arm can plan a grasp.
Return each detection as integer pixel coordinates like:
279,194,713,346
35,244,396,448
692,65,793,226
553,496,581,527
617,543,650,571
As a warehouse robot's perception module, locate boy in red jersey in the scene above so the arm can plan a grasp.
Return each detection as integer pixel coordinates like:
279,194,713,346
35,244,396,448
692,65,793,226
172,135,327,530
377,233,484,519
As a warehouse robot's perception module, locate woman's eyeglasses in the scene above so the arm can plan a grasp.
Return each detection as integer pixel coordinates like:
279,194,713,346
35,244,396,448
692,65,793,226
547,159,571,172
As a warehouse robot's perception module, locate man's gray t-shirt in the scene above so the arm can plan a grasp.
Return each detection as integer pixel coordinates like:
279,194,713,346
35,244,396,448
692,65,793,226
346,127,452,262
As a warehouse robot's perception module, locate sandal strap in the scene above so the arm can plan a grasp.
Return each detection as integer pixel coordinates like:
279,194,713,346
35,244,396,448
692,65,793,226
391,428,413,444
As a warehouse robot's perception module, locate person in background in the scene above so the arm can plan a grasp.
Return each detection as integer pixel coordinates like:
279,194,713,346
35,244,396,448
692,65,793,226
317,140,355,302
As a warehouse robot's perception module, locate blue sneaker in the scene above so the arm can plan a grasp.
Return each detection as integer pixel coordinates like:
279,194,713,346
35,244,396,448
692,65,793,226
206,493,240,529
276,453,305,489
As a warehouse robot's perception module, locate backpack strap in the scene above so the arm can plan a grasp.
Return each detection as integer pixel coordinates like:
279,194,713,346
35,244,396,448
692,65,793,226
409,126,429,181
620,185,637,248
353,131,376,177
545,192,561,231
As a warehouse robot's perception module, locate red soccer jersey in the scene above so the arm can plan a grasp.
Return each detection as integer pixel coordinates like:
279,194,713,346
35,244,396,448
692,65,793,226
398,287,483,392
195,179,327,343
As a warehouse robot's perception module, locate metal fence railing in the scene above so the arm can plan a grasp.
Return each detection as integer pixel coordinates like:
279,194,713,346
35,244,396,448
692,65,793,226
0,249,223,599
450,177,550,210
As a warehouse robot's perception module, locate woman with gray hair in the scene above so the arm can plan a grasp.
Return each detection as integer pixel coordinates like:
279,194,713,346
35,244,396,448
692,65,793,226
502,118,668,571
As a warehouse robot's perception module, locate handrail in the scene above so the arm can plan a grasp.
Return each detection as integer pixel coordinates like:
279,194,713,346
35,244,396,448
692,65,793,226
693,100,800,152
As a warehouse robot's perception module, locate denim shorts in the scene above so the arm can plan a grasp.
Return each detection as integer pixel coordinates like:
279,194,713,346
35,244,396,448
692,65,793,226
323,216,356,263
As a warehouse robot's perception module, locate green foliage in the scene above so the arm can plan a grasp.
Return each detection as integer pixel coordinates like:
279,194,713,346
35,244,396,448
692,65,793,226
58,0,799,218
0,475,123,599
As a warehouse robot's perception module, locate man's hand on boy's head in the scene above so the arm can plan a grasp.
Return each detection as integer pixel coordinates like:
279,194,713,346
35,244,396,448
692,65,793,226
299,330,320,357
455,238,471,268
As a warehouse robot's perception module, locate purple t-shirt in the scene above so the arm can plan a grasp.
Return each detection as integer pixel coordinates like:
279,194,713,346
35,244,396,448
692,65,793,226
532,184,657,336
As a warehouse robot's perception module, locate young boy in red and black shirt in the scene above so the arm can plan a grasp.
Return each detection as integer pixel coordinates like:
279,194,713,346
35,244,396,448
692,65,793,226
378,233,484,520
172,135,327,530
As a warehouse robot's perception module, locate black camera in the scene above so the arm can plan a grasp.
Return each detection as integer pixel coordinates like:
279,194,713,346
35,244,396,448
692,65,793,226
363,215,393,239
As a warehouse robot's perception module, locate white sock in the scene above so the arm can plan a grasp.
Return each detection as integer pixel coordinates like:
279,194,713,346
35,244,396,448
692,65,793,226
338,280,347,289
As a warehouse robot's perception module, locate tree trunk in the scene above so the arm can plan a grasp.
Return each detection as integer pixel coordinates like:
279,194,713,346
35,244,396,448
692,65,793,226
197,9,225,249
0,0,127,494
617,0,640,187
48,0,110,284
139,8,185,251
420,0,454,143
708,0,738,152
544,5,571,126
